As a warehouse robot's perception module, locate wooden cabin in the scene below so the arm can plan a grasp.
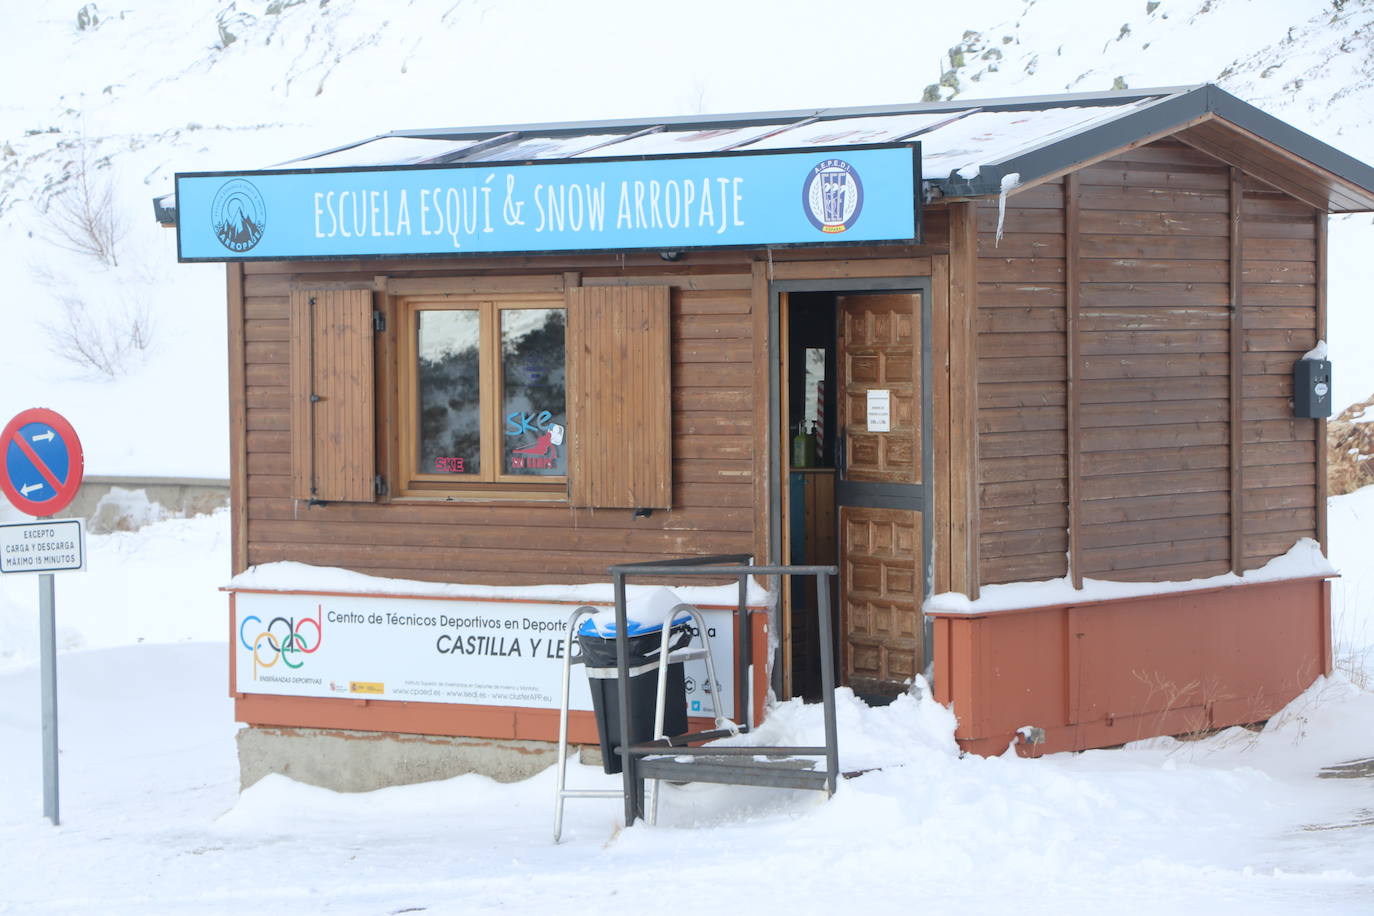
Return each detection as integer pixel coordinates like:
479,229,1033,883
162,85,1374,786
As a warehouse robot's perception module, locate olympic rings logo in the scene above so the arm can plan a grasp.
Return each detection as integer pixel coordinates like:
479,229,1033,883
239,605,323,679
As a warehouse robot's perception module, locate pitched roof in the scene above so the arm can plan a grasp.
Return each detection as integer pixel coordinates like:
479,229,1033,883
153,84,1374,224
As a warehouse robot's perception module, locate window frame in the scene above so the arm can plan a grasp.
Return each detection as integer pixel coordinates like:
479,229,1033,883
396,293,568,500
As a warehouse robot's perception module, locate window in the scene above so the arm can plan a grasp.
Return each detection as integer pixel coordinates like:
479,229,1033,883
401,297,567,495
290,282,673,507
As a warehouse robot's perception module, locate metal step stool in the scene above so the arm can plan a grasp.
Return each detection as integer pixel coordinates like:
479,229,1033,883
552,601,735,842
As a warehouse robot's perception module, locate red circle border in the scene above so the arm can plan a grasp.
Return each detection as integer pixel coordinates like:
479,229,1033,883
0,408,85,517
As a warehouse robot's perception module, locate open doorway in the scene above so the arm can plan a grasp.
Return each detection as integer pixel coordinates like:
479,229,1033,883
777,281,932,704
784,292,838,701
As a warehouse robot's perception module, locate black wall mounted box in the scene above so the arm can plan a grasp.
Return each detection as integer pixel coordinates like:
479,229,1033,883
1294,358,1332,418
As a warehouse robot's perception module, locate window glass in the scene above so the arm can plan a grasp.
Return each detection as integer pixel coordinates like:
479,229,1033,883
501,308,567,477
417,309,481,475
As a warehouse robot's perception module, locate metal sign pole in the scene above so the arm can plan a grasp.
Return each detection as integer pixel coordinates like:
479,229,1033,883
39,570,59,825
1,409,84,828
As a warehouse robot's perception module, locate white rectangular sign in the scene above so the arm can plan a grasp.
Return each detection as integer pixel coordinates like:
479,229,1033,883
866,389,892,432
0,519,84,574
232,591,736,717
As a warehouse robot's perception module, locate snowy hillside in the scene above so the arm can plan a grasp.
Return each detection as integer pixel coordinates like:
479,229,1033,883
926,0,1374,408
1,0,1370,477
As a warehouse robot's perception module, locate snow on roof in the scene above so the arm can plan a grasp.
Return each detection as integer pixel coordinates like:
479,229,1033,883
156,85,1374,224
737,111,967,150
570,123,795,156
268,89,1168,187
271,136,482,169
476,133,629,160
918,102,1155,180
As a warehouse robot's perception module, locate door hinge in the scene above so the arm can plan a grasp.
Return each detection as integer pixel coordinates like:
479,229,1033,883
374,474,388,497
373,309,386,332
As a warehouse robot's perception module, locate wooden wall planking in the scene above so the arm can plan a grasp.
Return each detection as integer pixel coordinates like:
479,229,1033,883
975,181,1068,586
243,257,760,585
1239,175,1322,569
240,244,946,589
227,263,249,574
1316,212,1329,554
1074,141,1236,582
949,204,979,597
975,138,1323,588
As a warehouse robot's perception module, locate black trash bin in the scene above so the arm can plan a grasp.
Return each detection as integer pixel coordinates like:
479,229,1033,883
577,614,691,774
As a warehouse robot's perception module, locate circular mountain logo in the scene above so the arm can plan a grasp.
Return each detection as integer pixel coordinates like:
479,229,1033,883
211,179,266,253
802,159,863,234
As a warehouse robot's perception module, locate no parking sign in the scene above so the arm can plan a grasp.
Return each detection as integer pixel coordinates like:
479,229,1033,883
0,408,84,517
0,407,86,826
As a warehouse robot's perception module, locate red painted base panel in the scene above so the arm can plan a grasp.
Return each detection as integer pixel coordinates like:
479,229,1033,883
929,577,1333,757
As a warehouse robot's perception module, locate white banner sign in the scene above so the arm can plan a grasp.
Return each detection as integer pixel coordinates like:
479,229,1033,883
0,519,85,574
866,389,891,432
232,591,735,717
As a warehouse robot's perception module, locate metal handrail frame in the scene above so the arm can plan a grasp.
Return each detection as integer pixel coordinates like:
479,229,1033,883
608,556,840,826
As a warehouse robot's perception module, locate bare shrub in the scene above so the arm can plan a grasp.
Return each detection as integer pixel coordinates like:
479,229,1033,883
43,142,123,266
1328,395,1374,497
42,295,153,378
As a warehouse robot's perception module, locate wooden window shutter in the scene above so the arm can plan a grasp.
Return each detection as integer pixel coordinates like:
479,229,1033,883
290,288,377,503
566,286,672,508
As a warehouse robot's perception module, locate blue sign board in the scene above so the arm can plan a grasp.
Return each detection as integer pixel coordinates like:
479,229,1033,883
175,145,920,261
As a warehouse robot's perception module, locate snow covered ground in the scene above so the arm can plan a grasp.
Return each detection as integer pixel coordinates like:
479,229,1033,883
0,487,1371,914
3,2,1374,911
1,647,1373,914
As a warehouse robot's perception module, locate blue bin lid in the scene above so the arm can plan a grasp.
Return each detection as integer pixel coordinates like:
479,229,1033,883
577,611,692,638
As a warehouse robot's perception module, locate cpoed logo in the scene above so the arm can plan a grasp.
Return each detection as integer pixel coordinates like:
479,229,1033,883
211,179,266,252
239,605,322,679
802,159,864,234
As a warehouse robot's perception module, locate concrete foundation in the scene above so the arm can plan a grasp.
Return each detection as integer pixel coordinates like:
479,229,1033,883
236,725,598,792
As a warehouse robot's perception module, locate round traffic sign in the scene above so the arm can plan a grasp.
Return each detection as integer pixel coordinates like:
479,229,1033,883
0,408,84,517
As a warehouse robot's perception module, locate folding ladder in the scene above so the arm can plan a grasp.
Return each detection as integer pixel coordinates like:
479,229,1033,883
552,601,734,843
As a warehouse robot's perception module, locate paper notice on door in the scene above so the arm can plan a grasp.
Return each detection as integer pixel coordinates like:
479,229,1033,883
866,389,891,432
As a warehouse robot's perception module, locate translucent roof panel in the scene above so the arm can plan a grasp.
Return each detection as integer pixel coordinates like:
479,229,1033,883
919,102,1156,179
738,112,962,150
577,124,792,157
269,136,482,169
465,134,628,161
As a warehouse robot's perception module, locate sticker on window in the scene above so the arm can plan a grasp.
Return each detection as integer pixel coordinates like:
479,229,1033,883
510,423,564,471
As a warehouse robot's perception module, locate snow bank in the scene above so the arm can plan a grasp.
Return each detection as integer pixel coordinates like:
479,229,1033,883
1328,484,1374,680
927,537,1335,615
86,486,165,534
711,679,962,772
0,509,230,667
5,637,1374,913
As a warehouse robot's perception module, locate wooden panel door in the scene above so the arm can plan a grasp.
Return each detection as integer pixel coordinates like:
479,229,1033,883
837,292,924,696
